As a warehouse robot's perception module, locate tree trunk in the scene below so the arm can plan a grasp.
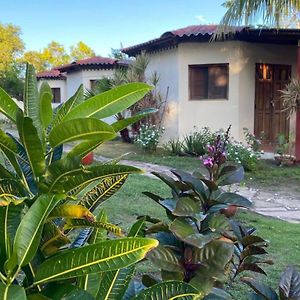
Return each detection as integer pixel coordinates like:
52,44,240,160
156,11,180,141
120,128,132,143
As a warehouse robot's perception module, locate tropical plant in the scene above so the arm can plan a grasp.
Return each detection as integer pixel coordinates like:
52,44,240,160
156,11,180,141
138,130,270,298
0,63,159,299
219,0,300,32
242,266,300,300
281,77,300,117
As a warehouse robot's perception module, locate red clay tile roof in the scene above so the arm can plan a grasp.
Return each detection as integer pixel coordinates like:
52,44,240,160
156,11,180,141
57,56,122,72
122,25,300,56
36,69,65,79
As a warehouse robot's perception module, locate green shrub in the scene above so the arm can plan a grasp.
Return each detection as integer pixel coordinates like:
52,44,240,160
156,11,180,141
135,123,164,151
163,137,183,155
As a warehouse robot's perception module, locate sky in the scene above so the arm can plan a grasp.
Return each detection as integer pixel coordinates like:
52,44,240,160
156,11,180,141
1,0,227,57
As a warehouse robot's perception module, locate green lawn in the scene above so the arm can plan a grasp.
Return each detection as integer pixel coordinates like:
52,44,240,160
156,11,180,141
102,174,300,300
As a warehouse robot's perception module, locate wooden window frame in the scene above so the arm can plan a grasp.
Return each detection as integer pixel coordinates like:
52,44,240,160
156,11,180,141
189,64,229,100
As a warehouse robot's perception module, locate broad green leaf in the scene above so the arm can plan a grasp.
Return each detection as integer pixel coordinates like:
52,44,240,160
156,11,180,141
111,108,158,132
0,129,22,176
96,265,135,300
27,294,51,300
43,283,94,300
48,118,116,148
216,192,252,208
152,172,181,195
48,164,141,195
24,64,42,140
0,204,23,272
0,283,26,300
128,217,146,238
89,209,109,244
38,81,53,129
63,83,152,120
18,116,46,179
0,86,21,122
79,174,128,211
8,194,62,270
132,280,200,300
217,164,244,186
52,84,84,127
34,237,158,284
170,217,217,248
204,288,232,299
242,277,279,300
279,266,300,300
173,197,203,220
190,241,234,293
147,246,183,272
48,204,95,221
64,218,123,237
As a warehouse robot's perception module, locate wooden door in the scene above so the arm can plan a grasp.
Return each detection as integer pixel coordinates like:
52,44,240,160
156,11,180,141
254,64,291,146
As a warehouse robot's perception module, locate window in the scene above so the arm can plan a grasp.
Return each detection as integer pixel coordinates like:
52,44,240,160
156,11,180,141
90,80,98,90
51,88,61,103
189,64,229,100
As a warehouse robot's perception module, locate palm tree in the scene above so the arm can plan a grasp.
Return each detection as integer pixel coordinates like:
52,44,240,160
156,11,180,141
220,0,300,31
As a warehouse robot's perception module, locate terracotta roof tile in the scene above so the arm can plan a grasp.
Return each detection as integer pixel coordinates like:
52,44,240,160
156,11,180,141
36,69,65,79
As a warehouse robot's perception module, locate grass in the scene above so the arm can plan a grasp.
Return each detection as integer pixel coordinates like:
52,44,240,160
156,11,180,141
102,174,300,300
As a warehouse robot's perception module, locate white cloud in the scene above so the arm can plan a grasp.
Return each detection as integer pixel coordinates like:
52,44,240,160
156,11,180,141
196,15,207,23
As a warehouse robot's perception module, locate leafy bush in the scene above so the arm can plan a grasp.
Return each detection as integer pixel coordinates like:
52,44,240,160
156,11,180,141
165,127,259,171
136,132,271,298
0,64,158,299
135,123,164,151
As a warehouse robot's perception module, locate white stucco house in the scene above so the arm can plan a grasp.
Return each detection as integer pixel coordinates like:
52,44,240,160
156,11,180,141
36,56,130,105
122,25,300,147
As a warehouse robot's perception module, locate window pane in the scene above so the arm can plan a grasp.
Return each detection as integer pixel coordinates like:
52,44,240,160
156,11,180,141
189,66,208,99
208,66,228,99
51,88,61,103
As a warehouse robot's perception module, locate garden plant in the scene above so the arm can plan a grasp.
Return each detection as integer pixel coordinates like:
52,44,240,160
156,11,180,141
0,64,159,299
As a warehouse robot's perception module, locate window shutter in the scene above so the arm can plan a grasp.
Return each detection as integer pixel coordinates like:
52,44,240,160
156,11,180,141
189,66,208,99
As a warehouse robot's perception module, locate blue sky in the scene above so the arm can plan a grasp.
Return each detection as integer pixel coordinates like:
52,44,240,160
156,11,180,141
1,0,227,56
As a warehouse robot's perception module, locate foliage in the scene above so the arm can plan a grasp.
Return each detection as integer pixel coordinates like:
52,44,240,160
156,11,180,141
275,133,295,156
0,64,158,298
219,0,300,34
23,41,96,72
281,77,300,118
242,266,300,300
139,132,269,298
164,126,259,171
135,123,165,151
243,128,262,152
0,23,24,73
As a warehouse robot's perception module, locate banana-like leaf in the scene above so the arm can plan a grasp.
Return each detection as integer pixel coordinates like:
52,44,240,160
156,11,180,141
67,137,110,158
49,118,116,148
0,86,21,122
279,266,300,299
111,108,158,132
0,130,22,177
38,81,53,129
0,282,26,300
79,174,128,211
132,281,200,300
52,84,84,127
49,204,95,222
7,194,62,271
64,218,123,236
48,164,141,195
0,164,15,179
63,83,152,121
0,204,23,272
34,237,158,285
17,116,45,179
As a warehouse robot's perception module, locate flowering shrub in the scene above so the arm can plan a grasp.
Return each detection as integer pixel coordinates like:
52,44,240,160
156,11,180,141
243,127,262,151
227,142,259,171
135,123,164,151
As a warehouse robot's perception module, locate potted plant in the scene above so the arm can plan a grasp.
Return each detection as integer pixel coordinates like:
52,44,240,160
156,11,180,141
274,133,296,166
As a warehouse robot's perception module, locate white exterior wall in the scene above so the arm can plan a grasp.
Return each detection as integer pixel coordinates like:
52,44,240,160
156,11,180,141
146,47,179,142
149,41,297,142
